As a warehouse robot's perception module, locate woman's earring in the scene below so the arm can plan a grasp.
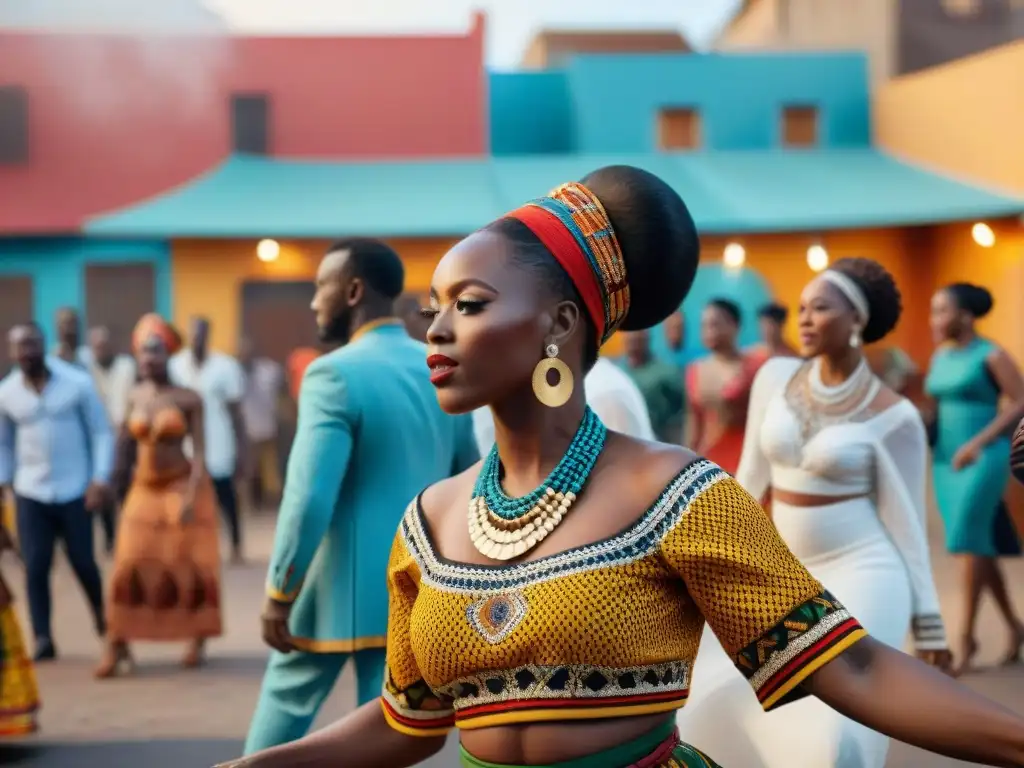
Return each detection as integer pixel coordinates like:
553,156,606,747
850,326,862,348
532,343,574,408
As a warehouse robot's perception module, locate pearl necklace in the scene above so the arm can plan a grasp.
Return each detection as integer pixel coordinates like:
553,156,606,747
468,407,607,561
785,357,879,440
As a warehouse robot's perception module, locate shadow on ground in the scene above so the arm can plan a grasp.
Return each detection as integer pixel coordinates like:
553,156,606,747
0,739,242,766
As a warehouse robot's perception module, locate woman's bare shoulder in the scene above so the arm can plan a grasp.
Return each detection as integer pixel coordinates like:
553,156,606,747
172,386,202,407
605,434,701,499
419,461,482,528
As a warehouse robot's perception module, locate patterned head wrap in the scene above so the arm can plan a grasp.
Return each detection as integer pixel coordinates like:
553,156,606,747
132,313,182,355
505,181,629,346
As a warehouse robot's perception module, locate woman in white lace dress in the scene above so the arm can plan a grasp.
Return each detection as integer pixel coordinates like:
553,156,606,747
677,258,951,768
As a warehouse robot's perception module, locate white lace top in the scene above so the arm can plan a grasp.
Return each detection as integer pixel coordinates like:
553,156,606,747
737,357,946,651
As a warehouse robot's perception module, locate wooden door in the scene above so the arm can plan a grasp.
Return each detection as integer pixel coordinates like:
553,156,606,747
240,280,323,479
239,280,323,365
84,263,156,356
0,275,33,375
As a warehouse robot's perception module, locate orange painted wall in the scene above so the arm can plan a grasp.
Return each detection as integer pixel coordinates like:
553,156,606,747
927,220,1024,364
172,228,941,363
700,227,933,366
171,238,456,354
874,41,1024,196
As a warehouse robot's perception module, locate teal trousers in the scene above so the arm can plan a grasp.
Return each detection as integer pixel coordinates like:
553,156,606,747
243,647,386,755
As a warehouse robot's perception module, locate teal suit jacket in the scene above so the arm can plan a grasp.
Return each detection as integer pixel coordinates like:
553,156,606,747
266,320,478,652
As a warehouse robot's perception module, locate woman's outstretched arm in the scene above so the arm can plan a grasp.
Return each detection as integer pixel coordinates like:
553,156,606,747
807,636,1024,766
218,700,446,768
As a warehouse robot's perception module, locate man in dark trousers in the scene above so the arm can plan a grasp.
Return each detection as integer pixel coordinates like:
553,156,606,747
0,323,113,660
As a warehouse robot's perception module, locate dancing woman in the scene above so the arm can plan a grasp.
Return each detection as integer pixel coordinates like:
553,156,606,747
926,283,1024,674
678,258,949,768
96,314,222,677
686,299,762,473
221,167,1024,768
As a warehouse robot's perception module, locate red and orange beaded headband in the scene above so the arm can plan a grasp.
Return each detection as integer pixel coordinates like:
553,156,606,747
505,182,630,346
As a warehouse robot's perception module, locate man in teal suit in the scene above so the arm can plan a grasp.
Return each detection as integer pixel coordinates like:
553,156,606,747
244,239,478,753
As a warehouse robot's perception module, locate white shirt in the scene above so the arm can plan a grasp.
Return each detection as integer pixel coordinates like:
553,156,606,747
242,358,284,442
0,358,114,503
169,350,246,478
472,357,655,455
89,355,137,427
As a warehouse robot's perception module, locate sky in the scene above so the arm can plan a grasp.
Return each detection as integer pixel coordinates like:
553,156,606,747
0,0,743,67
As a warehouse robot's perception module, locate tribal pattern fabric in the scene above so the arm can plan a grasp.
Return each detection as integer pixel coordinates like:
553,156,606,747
380,461,868,735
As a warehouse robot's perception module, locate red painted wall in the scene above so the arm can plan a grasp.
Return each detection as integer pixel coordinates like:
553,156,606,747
0,14,486,232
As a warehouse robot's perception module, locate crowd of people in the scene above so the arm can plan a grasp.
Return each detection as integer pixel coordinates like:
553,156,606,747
0,166,1023,767
0,308,292,730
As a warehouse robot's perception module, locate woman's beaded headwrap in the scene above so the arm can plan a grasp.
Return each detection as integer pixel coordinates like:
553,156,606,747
505,181,629,346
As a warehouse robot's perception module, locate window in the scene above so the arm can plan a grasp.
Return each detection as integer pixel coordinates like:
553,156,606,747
231,93,270,155
781,105,819,148
0,86,29,166
658,107,701,151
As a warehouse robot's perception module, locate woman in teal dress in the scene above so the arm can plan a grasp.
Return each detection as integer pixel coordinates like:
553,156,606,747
926,282,1024,675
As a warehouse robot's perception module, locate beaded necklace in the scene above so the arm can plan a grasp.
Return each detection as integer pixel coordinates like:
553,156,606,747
468,407,607,561
784,357,879,441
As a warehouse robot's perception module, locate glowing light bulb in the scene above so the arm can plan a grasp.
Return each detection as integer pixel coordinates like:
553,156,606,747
971,222,995,248
723,242,746,269
256,239,280,262
807,244,829,272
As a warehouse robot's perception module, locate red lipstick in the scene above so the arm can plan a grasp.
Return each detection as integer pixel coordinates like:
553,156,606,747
426,353,458,386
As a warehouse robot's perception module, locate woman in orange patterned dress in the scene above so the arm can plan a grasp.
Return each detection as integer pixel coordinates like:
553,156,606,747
686,299,763,474
95,314,222,678
0,524,39,735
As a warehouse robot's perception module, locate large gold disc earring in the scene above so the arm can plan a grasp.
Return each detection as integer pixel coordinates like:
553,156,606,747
532,343,573,408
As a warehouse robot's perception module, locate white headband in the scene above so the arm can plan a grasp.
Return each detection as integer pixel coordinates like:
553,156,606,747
820,270,870,323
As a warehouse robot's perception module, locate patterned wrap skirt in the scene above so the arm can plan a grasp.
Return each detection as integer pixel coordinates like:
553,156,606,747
458,720,721,768
0,604,40,736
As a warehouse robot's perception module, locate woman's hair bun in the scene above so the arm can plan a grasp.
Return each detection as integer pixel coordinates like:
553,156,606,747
947,282,993,319
827,257,902,345
580,166,700,331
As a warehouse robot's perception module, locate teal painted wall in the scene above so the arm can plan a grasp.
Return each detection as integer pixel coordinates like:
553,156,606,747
650,264,773,367
490,72,575,155
0,238,171,342
489,52,871,155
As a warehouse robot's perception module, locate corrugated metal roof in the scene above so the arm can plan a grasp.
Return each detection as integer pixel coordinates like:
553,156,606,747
84,151,1023,238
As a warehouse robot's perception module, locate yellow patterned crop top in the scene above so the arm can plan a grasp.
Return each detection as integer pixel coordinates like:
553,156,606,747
380,460,867,736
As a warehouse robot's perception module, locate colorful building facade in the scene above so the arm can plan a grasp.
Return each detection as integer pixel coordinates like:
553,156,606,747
1,16,1021,370
0,19,485,363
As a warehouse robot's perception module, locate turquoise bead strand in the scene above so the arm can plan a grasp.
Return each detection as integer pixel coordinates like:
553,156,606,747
474,407,607,522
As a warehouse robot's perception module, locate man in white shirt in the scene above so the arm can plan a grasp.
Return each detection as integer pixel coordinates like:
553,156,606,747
87,326,137,554
169,316,249,563
1,324,113,660
238,337,285,510
473,355,655,454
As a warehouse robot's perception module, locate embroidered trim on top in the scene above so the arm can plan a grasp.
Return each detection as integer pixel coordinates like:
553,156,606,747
733,591,865,709
403,460,726,595
433,660,691,716
466,592,529,644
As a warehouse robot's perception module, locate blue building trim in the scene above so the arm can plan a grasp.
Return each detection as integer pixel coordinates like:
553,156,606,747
0,237,171,342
